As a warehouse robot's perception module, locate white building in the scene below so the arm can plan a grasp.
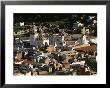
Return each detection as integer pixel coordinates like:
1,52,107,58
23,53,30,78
82,35,89,44
33,25,38,32
90,38,97,44
20,22,24,26
43,37,49,46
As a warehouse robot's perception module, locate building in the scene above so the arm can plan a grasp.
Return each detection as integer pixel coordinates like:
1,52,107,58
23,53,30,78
60,50,76,59
47,45,56,53
49,34,65,49
30,33,43,48
43,38,49,46
82,35,89,44
81,27,90,35
20,22,24,26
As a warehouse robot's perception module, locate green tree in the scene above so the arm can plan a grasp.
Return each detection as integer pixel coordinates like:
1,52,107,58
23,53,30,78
86,59,97,72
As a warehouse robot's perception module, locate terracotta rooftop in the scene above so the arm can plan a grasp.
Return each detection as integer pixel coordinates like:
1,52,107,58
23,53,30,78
22,59,34,64
74,44,96,52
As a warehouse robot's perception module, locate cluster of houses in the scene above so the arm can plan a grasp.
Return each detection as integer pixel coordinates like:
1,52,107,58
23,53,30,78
13,15,97,76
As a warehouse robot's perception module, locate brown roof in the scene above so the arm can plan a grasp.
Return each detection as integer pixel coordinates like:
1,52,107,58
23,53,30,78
74,45,96,52
22,59,34,64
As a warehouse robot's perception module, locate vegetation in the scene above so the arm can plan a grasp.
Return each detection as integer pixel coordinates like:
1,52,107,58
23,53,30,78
86,59,97,72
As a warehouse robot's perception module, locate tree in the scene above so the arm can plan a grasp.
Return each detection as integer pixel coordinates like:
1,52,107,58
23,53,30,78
86,59,97,72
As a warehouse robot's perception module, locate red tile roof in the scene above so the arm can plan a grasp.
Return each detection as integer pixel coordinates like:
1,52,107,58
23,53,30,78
74,45,96,52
